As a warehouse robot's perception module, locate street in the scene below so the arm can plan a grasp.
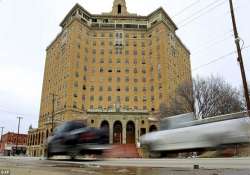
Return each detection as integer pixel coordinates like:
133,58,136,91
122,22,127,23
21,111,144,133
0,157,250,175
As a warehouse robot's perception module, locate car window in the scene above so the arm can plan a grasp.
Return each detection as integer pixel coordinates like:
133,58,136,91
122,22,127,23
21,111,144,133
54,122,85,134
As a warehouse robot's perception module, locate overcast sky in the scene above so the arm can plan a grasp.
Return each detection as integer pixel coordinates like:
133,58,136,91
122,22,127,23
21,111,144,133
0,0,249,134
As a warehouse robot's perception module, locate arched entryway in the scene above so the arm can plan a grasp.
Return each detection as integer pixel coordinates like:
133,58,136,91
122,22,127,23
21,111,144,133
100,120,110,144
149,125,157,132
113,121,123,144
126,121,135,144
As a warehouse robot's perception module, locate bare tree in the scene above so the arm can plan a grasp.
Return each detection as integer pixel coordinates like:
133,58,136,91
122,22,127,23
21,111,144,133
159,80,194,118
160,76,244,119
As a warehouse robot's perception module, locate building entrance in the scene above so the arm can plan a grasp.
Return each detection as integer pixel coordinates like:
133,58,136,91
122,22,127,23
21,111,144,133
113,121,123,144
126,121,135,144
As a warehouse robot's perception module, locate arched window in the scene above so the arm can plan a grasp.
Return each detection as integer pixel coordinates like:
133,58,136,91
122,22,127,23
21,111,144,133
118,4,121,14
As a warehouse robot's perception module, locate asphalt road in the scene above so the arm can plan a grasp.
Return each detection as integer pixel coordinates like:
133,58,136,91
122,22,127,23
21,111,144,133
0,157,250,175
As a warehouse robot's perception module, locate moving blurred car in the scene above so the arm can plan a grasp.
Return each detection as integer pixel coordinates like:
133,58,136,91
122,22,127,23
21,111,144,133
140,114,250,157
46,121,110,159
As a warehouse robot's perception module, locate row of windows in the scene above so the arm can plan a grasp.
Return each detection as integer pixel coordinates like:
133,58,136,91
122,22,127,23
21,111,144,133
90,49,150,56
82,85,162,91
82,67,158,73
85,58,150,64
88,96,161,102
91,32,150,38
91,41,148,47
88,105,150,111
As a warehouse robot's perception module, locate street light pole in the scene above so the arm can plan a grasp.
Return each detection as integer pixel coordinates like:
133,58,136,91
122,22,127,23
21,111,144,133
16,116,23,155
229,0,250,115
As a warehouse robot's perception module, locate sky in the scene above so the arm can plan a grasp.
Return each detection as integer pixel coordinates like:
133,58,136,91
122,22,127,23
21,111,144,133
0,0,249,134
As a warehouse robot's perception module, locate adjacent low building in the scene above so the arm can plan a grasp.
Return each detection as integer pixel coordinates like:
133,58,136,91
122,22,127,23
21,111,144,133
0,132,27,156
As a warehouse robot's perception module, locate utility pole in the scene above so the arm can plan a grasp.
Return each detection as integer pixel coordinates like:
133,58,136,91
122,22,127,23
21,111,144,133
16,116,23,155
229,0,250,115
0,126,4,142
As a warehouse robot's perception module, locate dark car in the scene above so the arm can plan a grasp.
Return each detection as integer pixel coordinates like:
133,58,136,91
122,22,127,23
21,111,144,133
46,121,109,159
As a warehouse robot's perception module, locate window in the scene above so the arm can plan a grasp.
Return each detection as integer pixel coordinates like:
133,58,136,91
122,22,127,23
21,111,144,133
125,86,129,92
108,96,112,101
83,85,86,90
117,77,121,82
100,68,104,72
116,87,121,92
151,96,155,101
90,86,94,91
116,96,121,102
100,58,104,64
74,81,78,87
125,97,129,102
108,86,112,91
73,102,77,108
100,49,104,55
125,68,129,73
134,68,138,73
90,96,94,101
134,96,138,102
84,66,88,72
134,87,138,92
118,4,121,14
99,96,103,101
99,86,103,91
108,77,112,82
125,77,129,82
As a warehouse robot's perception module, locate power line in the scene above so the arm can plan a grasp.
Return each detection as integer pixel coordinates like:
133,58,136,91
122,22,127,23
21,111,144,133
192,34,233,55
192,45,250,71
178,0,227,28
173,0,202,18
0,107,37,118
177,0,225,24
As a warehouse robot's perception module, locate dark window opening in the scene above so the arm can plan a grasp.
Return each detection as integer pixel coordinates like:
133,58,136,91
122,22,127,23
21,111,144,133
118,4,122,14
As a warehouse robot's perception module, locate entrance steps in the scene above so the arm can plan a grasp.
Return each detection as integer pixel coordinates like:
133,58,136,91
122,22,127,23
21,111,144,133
103,144,140,158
